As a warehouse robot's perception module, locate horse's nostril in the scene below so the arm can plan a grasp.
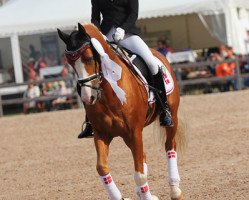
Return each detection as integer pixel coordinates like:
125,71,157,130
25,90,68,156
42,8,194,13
90,96,95,103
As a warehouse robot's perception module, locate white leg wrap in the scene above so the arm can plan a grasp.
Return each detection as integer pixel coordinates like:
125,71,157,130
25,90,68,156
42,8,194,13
100,173,122,200
135,163,148,196
138,183,153,200
134,170,153,200
166,150,180,187
143,163,148,175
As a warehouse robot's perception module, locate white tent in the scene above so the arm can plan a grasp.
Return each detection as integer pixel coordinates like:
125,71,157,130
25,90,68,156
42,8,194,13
140,0,249,55
0,0,249,83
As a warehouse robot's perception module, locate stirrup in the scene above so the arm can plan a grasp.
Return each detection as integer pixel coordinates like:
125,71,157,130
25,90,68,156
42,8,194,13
160,109,173,127
78,121,93,138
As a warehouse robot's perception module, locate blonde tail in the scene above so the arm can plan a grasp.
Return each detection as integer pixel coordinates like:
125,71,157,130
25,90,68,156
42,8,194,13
152,104,187,155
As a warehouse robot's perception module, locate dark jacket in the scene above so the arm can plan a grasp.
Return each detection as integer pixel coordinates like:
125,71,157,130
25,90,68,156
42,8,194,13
91,0,139,35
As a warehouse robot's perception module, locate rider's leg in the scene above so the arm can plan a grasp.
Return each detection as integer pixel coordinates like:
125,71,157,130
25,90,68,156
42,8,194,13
76,83,94,138
153,68,173,126
106,28,158,74
106,30,173,127
78,115,94,138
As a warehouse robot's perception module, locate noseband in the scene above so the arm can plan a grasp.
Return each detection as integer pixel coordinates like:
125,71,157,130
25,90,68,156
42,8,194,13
65,42,103,92
65,42,91,61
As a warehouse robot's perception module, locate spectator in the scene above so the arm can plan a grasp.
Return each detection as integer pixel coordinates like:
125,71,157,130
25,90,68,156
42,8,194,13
29,45,40,60
23,83,40,114
226,47,235,60
215,63,234,77
61,65,74,88
226,47,236,76
42,82,54,111
35,53,47,74
211,52,234,77
210,52,234,92
27,58,36,81
156,40,168,57
34,75,45,112
51,81,68,110
44,52,58,67
34,75,43,91
219,44,228,59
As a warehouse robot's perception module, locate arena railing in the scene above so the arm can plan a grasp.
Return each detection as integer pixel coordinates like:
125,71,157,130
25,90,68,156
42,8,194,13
171,57,249,94
0,76,82,117
1,58,249,117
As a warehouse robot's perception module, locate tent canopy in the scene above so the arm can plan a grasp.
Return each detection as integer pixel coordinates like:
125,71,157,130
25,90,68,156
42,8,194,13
139,0,249,18
1,0,249,83
0,0,249,37
0,0,92,37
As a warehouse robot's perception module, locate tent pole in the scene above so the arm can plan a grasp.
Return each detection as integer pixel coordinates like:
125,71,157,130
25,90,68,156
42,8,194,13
185,14,191,49
10,34,23,83
0,95,3,117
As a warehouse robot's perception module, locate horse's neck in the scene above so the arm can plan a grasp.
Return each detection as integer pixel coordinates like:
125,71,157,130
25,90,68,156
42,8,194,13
85,24,115,58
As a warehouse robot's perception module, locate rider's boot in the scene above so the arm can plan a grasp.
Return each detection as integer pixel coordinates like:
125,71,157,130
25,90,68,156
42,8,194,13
78,116,94,138
153,68,173,127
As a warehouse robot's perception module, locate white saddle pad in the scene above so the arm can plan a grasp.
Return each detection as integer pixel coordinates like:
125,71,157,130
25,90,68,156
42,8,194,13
131,56,174,102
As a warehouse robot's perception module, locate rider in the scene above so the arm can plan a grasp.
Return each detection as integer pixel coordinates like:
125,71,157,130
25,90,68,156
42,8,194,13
78,0,173,138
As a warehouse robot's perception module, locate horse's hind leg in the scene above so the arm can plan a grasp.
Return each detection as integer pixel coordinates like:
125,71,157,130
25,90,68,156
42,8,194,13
165,114,183,200
94,134,123,200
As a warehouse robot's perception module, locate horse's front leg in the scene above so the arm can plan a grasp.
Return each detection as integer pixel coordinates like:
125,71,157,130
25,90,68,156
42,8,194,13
127,130,158,200
165,117,183,200
94,134,123,200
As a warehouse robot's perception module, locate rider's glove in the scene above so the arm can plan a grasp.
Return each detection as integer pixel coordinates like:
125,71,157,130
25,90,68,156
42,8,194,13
114,27,125,41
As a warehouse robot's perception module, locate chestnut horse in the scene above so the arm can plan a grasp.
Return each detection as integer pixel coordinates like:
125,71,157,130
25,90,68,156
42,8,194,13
58,23,185,200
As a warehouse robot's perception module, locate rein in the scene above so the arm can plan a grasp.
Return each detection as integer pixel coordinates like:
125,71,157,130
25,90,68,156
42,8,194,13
78,73,102,90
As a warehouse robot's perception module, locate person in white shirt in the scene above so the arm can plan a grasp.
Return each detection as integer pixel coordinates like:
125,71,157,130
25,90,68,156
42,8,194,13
23,83,40,114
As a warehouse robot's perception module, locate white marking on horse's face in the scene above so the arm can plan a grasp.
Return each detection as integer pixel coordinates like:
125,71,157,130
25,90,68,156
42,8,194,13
74,59,99,105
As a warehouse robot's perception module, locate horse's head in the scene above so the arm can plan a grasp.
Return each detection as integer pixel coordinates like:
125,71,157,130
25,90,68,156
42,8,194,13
57,23,101,105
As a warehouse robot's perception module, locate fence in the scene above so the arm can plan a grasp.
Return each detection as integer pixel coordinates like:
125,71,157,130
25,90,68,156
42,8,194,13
0,76,82,117
171,57,249,94
0,57,249,117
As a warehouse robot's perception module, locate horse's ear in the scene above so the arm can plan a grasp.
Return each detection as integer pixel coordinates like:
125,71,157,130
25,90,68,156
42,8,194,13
57,29,70,44
78,23,87,34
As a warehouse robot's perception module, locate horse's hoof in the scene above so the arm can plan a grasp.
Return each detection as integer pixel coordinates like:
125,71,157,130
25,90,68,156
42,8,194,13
152,195,159,200
171,192,183,200
170,186,183,200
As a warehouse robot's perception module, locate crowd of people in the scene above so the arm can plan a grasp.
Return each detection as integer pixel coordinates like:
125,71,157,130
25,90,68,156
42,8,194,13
8,40,249,114
22,45,76,114
155,41,249,93
22,68,75,114
156,39,174,57
206,45,249,89
22,45,61,81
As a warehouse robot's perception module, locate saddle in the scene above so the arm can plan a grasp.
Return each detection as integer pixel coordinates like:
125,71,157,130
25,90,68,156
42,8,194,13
110,44,159,120
110,43,153,87
109,43,174,97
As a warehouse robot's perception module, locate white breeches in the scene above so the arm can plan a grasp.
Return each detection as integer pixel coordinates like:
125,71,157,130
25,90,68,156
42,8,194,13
106,27,159,75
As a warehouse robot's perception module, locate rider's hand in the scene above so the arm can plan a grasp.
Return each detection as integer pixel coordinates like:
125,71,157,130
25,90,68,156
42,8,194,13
114,27,125,41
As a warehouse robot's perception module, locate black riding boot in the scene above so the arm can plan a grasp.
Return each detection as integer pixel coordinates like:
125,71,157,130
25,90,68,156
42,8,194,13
78,116,94,138
76,83,94,138
153,69,173,127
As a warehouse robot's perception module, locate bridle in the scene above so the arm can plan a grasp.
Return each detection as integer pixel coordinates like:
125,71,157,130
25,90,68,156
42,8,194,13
65,41,103,92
